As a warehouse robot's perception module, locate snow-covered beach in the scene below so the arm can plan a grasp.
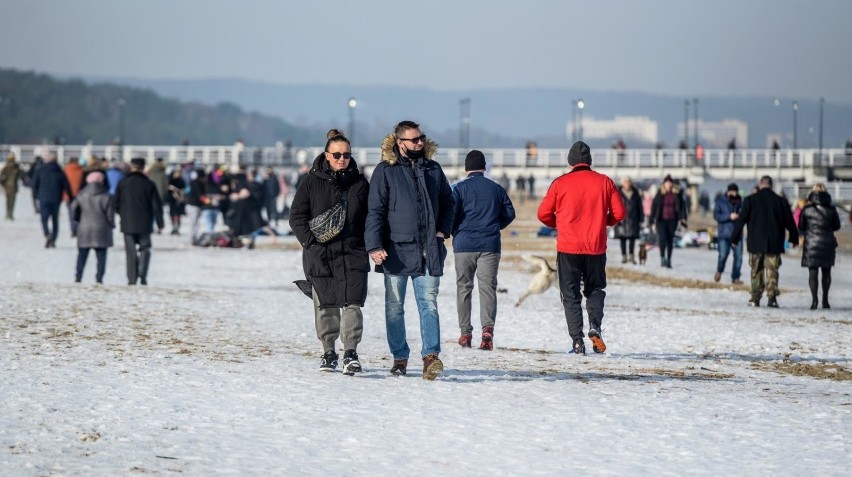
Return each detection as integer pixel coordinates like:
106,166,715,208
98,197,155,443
1,201,850,476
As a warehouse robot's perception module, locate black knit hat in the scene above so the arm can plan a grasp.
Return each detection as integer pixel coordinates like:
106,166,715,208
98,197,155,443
465,150,486,171
568,141,592,166
727,182,739,192
130,158,146,169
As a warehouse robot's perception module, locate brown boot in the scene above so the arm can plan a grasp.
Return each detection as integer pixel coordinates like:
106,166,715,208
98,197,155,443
422,353,443,381
390,359,408,376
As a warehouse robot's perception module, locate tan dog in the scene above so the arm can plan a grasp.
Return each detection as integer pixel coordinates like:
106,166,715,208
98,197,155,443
515,255,558,307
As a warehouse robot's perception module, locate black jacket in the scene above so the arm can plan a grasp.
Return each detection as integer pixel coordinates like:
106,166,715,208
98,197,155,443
649,189,686,225
364,134,455,277
613,187,644,239
289,154,370,308
798,191,840,268
114,171,165,234
731,187,798,254
32,162,72,204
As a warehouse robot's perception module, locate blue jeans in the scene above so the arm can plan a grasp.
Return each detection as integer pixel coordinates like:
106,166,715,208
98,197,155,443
384,273,441,359
202,208,219,232
716,238,742,281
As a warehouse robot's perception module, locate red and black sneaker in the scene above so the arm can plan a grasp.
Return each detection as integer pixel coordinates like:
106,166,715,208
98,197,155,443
588,329,606,354
458,334,472,348
479,326,494,351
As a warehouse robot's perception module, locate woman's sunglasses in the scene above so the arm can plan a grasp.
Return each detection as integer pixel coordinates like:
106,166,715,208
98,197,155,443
326,152,353,160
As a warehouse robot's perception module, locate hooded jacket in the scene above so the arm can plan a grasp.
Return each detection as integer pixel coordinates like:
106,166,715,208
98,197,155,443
364,134,455,276
289,153,370,307
537,163,625,255
798,191,840,268
1,159,24,193
713,193,743,240
32,161,72,204
70,181,115,249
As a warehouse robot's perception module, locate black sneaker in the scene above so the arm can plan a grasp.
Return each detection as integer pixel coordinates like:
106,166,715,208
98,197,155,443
319,350,338,372
571,338,586,355
588,329,606,353
342,349,362,376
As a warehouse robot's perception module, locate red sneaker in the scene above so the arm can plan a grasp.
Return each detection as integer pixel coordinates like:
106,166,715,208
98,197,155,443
479,326,494,351
458,334,472,348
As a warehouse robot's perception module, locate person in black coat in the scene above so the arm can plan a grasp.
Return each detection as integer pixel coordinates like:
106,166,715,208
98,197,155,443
798,185,841,309
114,158,164,285
31,153,72,248
731,176,798,308
613,176,644,264
289,129,370,375
261,167,281,227
649,175,687,268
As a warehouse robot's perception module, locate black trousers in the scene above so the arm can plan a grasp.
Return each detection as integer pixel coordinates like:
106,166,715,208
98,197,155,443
657,219,678,260
619,237,636,255
39,201,61,240
557,252,607,341
124,233,152,284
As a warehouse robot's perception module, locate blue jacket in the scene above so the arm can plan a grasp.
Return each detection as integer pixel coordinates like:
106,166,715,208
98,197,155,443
365,134,455,277
713,194,742,240
451,172,515,253
32,161,71,204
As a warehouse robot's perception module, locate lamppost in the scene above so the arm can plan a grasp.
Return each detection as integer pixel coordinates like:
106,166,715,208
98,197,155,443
684,99,690,148
577,98,585,142
0,95,8,144
347,97,357,147
459,97,471,151
117,97,126,160
692,98,699,149
792,100,798,149
818,97,825,160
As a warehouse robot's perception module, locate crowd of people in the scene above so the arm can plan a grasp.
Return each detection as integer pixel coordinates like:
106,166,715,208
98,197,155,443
1,126,848,380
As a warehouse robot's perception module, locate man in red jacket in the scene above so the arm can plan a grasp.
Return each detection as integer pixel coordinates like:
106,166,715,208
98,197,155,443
538,141,625,355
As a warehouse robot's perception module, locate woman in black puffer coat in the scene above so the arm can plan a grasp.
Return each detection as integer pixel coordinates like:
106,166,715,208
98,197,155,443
289,129,370,374
798,186,841,309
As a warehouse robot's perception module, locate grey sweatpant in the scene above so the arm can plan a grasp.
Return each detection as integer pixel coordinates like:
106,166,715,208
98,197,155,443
455,252,500,335
312,290,363,352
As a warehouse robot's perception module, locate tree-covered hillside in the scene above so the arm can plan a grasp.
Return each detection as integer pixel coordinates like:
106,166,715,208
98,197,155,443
0,68,318,146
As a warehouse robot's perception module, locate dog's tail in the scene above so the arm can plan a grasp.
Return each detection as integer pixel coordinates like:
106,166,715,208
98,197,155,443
521,254,556,273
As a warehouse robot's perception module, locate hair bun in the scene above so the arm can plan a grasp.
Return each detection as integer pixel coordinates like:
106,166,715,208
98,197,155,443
327,129,346,140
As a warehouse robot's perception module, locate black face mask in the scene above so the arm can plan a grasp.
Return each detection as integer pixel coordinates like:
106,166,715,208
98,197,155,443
728,194,740,203
404,148,426,160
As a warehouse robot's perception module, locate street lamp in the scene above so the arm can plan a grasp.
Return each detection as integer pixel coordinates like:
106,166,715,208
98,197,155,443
577,99,585,142
692,98,699,150
459,98,471,150
347,97,357,147
117,97,126,159
792,100,799,149
684,99,690,148
0,95,9,144
818,97,825,160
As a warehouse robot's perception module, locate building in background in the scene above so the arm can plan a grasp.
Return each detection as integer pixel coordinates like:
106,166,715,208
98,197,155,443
566,116,658,146
677,119,749,149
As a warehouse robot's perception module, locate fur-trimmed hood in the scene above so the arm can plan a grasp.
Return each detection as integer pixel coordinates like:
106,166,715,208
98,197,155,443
379,133,439,165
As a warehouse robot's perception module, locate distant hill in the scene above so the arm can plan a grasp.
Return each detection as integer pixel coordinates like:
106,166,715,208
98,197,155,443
0,68,318,146
89,76,852,149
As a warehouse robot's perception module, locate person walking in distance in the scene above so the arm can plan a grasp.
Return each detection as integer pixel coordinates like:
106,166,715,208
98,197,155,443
613,176,643,264
365,121,455,380
537,141,625,355
731,176,798,308
70,171,115,284
798,183,841,309
650,174,687,268
289,130,370,374
32,152,72,248
1,153,25,220
452,150,516,350
713,183,744,284
114,158,164,285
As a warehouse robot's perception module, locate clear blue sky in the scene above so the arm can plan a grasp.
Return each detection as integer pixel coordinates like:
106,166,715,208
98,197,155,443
2,0,850,103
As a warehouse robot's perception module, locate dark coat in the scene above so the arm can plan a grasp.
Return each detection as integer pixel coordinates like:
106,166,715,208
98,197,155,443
114,171,164,234
289,154,370,308
731,187,798,254
364,134,455,277
71,182,115,248
229,181,267,236
262,175,280,207
32,162,72,204
798,191,840,268
451,172,515,253
649,189,686,225
613,187,644,239
713,194,743,240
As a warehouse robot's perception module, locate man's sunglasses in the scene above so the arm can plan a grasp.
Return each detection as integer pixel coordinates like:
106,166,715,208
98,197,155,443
399,135,427,144
326,152,353,160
